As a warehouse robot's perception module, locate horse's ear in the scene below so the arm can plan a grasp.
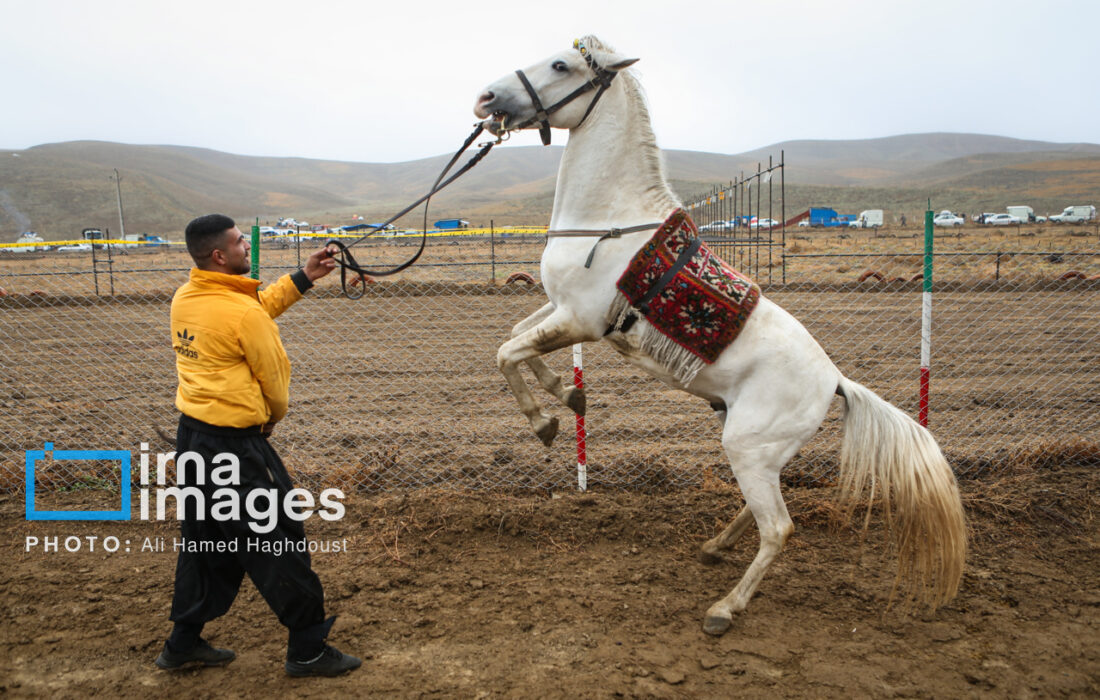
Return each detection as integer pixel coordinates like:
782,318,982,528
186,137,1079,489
607,57,639,71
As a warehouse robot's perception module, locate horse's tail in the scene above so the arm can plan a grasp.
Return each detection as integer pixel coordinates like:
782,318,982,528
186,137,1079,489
836,375,967,609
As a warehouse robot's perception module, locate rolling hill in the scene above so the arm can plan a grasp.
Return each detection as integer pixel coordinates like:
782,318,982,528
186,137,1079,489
1,133,1097,240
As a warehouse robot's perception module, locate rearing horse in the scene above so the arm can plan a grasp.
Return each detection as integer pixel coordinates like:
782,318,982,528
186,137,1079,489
474,36,966,635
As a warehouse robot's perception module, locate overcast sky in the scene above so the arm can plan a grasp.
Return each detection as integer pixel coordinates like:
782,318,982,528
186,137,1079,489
3,0,1098,163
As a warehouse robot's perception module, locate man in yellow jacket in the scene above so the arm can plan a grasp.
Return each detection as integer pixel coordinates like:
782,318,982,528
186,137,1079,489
156,213,360,677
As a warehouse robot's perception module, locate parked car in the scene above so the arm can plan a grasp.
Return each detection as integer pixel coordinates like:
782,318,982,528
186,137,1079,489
933,211,964,227
55,243,93,252
751,218,780,230
986,213,1022,226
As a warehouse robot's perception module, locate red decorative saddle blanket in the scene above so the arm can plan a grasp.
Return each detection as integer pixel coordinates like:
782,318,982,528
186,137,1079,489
614,209,760,378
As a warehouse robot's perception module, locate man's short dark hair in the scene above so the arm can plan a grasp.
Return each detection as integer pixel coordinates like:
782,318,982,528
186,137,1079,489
185,214,235,264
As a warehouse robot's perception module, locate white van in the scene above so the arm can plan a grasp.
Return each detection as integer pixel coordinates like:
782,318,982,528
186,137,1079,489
11,231,46,253
849,209,884,228
1006,205,1034,223
1049,205,1096,224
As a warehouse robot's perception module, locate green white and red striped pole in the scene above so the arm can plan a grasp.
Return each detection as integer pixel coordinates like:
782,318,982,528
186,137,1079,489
920,203,933,427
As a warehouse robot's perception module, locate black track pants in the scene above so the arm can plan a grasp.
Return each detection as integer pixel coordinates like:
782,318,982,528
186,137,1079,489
167,415,331,657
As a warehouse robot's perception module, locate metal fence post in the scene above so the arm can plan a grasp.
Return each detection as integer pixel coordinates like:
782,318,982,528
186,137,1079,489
251,219,260,280
490,220,497,282
91,231,100,296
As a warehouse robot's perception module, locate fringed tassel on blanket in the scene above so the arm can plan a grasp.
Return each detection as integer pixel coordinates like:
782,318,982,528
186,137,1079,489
607,292,708,386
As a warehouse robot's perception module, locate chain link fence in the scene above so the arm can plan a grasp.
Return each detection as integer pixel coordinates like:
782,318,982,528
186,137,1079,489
2,222,1098,495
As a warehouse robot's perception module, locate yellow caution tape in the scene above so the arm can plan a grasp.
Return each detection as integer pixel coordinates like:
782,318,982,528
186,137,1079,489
0,239,183,249
1,228,549,249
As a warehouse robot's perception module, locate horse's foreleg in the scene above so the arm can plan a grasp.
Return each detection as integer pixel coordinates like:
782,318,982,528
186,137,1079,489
524,359,586,416
498,314,587,446
511,303,585,416
698,505,754,565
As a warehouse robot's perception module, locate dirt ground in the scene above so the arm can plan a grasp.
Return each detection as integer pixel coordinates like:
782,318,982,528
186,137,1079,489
1,462,1097,699
2,235,1098,698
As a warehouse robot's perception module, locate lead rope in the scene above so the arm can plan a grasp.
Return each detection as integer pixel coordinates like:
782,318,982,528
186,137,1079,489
329,39,616,297
327,123,496,298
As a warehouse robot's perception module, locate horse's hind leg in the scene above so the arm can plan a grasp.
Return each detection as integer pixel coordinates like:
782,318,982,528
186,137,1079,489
511,303,586,416
698,505,754,565
702,454,794,636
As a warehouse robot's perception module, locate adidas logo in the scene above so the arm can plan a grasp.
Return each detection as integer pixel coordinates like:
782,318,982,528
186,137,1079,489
175,329,198,359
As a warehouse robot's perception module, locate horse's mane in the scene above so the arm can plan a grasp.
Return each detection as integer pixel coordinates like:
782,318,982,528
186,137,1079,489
579,35,681,211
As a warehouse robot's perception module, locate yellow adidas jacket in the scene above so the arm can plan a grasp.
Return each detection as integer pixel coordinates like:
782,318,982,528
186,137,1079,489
171,268,312,428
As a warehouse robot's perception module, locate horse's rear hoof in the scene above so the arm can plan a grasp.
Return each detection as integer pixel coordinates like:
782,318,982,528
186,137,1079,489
698,549,723,566
564,386,586,416
536,417,559,447
703,614,731,636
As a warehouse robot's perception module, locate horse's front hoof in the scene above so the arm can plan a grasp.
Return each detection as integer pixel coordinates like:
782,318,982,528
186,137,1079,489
702,613,732,636
535,416,559,447
698,549,723,566
564,386,586,416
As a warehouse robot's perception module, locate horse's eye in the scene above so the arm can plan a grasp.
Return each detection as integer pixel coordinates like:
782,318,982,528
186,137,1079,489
552,60,569,73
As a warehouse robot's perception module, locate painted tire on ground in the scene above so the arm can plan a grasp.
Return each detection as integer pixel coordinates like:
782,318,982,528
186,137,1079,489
505,272,536,285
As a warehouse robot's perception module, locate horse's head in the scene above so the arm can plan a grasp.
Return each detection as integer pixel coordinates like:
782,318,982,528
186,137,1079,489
474,36,639,145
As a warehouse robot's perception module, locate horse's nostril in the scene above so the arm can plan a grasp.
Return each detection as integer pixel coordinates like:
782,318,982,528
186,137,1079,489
479,91,495,105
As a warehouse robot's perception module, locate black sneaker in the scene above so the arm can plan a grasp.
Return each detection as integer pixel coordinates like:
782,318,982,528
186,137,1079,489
154,639,236,670
285,645,362,677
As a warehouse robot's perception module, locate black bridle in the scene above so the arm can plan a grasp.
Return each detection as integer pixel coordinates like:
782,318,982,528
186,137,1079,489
327,39,619,297
510,39,619,146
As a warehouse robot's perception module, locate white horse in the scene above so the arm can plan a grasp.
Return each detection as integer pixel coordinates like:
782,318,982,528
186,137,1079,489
474,36,966,635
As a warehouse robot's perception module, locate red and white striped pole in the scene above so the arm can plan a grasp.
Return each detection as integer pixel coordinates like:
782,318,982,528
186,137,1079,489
919,205,933,427
572,343,587,491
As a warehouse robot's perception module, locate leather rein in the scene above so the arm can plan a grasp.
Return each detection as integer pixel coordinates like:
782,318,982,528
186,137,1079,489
327,39,626,297
325,124,496,298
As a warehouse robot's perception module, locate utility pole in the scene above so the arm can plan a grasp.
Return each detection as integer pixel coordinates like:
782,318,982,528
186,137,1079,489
112,168,126,240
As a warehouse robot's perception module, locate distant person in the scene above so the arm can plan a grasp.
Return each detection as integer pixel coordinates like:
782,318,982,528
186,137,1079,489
900,214,907,227
155,213,361,677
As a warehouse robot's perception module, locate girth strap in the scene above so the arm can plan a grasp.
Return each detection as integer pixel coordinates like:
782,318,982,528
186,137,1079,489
605,234,703,335
546,222,662,269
